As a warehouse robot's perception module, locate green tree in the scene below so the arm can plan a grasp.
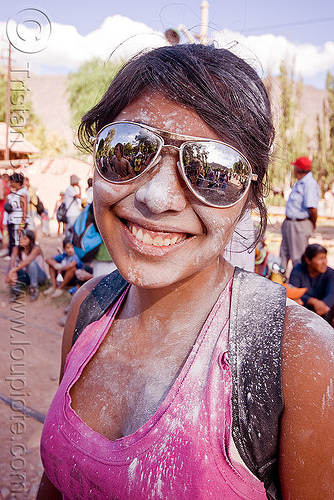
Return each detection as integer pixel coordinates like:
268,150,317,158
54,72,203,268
275,62,305,185
67,58,122,129
0,68,7,123
265,61,307,204
312,72,334,193
326,72,334,157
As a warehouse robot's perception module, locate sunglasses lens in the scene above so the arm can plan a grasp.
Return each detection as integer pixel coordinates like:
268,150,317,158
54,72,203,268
182,142,252,207
95,123,161,182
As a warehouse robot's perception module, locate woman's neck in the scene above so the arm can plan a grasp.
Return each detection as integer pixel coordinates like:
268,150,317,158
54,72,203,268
119,257,234,339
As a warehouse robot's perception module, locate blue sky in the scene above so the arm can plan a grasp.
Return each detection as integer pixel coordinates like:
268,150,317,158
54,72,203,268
0,0,333,88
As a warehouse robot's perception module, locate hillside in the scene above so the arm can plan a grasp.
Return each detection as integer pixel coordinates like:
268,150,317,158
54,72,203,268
266,77,328,151
28,74,76,154
27,73,329,155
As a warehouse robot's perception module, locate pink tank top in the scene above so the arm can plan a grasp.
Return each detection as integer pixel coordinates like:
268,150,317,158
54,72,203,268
41,280,267,499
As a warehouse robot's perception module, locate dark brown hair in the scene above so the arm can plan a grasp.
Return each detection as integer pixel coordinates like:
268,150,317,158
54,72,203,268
302,243,327,262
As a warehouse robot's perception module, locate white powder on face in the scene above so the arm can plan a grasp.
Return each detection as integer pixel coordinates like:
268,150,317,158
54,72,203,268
94,178,120,198
104,91,247,286
135,165,186,214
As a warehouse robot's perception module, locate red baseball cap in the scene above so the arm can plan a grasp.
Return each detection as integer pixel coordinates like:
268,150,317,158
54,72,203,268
291,156,312,171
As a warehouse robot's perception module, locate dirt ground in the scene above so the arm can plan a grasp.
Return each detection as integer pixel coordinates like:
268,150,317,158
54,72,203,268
0,224,71,499
0,214,334,499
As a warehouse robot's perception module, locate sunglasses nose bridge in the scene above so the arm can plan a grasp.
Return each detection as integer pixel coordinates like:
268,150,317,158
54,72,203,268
161,144,181,152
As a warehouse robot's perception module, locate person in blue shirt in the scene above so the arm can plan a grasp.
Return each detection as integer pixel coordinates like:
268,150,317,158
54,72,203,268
289,243,334,325
44,237,82,298
279,157,320,271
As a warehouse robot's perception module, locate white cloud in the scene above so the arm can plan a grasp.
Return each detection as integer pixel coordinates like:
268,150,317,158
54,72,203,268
0,15,165,73
0,16,333,87
215,29,334,83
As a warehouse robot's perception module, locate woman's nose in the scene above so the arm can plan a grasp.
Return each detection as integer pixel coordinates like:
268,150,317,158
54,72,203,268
135,152,187,214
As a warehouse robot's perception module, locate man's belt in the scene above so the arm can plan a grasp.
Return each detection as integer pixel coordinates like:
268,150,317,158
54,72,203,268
285,217,309,221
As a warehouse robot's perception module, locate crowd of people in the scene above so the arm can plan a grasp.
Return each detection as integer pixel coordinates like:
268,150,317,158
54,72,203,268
0,171,115,303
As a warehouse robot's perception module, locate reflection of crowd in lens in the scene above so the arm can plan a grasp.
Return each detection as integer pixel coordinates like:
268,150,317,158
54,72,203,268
184,160,248,192
97,138,249,194
97,141,158,181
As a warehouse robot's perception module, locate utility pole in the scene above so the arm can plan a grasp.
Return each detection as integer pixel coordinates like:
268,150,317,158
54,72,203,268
200,0,209,45
166,1,210,46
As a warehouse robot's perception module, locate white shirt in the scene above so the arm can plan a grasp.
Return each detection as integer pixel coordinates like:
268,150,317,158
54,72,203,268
285,172,320,219
86,186,93,205
64,185,81,218
8,187,30,225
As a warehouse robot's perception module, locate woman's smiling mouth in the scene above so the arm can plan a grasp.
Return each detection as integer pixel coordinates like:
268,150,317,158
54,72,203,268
126,221,188,247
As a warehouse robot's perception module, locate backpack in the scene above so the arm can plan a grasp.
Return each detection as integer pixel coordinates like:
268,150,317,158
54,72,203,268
72,268,286,500
72,204,102,262
4,201,13,213
32,196,44,215
56,202,67,223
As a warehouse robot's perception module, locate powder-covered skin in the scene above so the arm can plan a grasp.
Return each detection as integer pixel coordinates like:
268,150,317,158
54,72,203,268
278,302,334,497
94,91,242,289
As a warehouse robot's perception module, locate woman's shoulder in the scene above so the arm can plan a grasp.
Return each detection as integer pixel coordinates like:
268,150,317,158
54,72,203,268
283,301,333,361
33,243,42,253
279,301,334,497
282,300,333,417
325,265,334,277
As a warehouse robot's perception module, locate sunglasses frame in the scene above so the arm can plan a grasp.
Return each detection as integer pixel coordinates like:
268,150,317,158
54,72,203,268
92,121,257,209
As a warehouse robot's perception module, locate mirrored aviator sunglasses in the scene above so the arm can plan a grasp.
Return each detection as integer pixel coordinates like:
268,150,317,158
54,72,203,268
93,121,257,208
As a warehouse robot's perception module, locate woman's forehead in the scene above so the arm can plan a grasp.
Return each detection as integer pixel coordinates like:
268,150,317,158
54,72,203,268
116,91,222,142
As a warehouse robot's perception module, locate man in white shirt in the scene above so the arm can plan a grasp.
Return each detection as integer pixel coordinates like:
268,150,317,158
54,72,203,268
64,175,82,228
279,157,320,270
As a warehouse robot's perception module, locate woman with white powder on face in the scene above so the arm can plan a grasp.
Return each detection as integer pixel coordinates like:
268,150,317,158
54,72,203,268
37,45,333,500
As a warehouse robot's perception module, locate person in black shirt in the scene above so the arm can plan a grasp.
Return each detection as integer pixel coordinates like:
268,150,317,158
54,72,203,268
289,243,334,325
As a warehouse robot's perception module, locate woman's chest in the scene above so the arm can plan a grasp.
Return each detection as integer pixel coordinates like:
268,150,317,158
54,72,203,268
69,326,196,441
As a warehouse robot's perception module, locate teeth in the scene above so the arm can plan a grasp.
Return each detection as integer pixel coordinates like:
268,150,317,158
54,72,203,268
128,222,186,247
137,228,144,241
153,236,164,247
142,232,154,245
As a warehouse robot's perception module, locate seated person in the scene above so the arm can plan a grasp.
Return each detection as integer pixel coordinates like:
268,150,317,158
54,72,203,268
45,237,82,298
289,243,334,325
6,229,47,302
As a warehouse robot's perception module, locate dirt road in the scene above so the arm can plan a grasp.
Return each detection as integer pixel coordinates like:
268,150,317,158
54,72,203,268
0,233,71,499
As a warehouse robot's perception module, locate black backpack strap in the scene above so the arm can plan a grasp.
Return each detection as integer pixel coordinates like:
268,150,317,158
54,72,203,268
72,270,128,346
229,267,286,500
